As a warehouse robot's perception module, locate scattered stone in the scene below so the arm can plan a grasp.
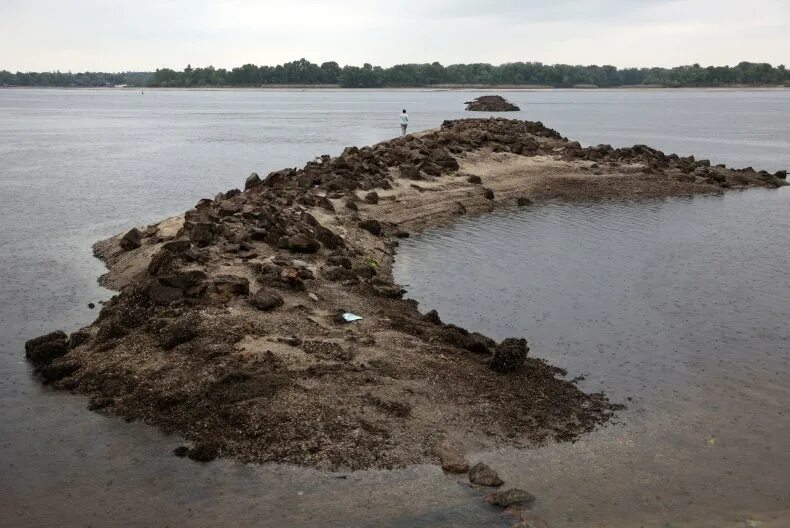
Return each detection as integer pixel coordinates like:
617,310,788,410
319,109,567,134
364,191,379,204
88,302,95,309
516,197,533,206
490,338,529,373
454,202,467,215
465,95,520,112
483,188,495,200
250,288,284,311
469,463,504,487
485,488,536,508
359,219,383,236
119,228,142,251
467,175,482,184
173,446,190,457
288,234,321,253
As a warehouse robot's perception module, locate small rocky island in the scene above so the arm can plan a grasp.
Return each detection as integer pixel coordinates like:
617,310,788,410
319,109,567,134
25,119,786,475
466,95,521,111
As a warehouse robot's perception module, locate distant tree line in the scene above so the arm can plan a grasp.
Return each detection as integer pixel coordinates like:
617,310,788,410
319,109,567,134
2,59,789,88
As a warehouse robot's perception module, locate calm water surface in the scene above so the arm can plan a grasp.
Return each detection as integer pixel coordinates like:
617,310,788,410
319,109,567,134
1,88,789,527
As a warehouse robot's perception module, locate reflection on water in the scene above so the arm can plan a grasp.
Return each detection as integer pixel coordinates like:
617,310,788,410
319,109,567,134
395,188,790,527
1,88,790,526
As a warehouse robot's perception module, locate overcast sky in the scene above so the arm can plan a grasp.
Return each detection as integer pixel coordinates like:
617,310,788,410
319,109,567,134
1,0,788,72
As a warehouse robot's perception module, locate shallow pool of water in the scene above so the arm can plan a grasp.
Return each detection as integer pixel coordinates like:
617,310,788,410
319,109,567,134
394,188,790,527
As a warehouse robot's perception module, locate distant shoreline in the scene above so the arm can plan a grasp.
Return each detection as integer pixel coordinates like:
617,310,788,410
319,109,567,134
3,84,790,92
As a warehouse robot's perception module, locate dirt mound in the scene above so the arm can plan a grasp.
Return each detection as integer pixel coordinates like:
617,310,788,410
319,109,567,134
24,118,785,470
466,95,520,112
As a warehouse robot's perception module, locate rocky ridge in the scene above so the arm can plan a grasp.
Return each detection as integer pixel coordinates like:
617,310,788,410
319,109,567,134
25,118,786,471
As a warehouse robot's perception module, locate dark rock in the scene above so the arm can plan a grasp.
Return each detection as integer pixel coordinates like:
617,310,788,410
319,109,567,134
345,200,359,211
25,330,69,367
424,309,442,325
483,188,495,200
454,202,467,215
250,288,284,311
245,172,262,190
186,222,217,247
490,338,529,373
516,197,533,206
467,175,482,184
68,328,91,349
288,234,321,253
147,280,184,305
775,170,787,179
359,219,383,236
119,228,142,251
88,302,96,309
187,442,219,462
173,446,190,457
364,191,379,204
485,488,536,508
399,163,422,180
469,463,504,487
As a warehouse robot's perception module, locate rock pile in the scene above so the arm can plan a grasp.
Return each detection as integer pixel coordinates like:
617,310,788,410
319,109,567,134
466,95,521,112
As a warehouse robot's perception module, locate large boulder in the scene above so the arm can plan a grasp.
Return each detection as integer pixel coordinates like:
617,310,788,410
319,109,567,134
25,330,69,367
119,228,142,251
490,338,529,373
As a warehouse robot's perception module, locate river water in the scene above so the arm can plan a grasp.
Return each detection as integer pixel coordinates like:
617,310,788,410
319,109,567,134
1,88,789,527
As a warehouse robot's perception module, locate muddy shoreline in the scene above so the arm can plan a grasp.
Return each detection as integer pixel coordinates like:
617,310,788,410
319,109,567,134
25,119,786,474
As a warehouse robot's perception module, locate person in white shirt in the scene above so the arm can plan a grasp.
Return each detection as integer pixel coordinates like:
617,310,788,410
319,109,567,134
400,109,409,135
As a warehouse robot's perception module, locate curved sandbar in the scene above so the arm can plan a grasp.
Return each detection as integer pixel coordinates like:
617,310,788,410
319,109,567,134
25,118,786,470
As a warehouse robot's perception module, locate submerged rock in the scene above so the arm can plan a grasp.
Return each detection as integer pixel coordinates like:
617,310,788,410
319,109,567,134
469,462,504,487
485,488,536,508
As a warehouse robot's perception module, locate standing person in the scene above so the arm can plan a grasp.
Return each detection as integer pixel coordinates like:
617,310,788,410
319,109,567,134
400,109,409,136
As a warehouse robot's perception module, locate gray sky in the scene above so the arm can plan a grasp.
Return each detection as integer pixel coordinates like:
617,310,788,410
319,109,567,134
1,0,788,71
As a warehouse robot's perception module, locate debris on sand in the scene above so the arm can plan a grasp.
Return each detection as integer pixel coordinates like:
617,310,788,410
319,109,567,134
466,95,520,112
24,118,785,471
